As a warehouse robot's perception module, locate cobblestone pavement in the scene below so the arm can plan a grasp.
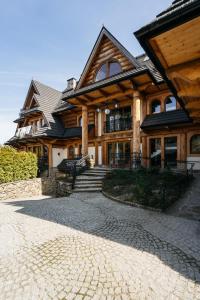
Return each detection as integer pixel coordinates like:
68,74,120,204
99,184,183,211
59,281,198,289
0,193,200,300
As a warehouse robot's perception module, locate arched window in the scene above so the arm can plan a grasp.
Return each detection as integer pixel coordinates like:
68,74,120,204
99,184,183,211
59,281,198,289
95,61,121,82
190,135,200,154
151,100,161,114
165,96,176,111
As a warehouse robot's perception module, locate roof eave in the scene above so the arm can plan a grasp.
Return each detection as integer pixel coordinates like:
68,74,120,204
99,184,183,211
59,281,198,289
62,68,157,101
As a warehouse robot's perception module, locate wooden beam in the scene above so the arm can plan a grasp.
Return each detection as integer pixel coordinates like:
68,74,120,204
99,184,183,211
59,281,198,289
167,58,200,75
76,97,88,105
87,89,133,106
99,89,109,97
129,79,137,89
116,83,126,93
178,85,200,98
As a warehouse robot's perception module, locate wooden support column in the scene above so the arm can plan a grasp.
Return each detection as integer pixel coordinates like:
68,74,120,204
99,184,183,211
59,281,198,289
95,142,98,166
48,144,53,168
180,133,187,161
82,105,88,156
132,91,141,153
141,137,147,167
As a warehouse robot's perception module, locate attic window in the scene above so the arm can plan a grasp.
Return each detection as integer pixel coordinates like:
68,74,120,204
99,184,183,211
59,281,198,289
95,61,121,82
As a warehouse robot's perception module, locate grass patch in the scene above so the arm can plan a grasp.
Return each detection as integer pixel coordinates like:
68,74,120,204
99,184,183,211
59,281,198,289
103,168,192,210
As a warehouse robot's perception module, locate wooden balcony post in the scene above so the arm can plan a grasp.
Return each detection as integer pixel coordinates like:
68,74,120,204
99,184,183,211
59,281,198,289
132,91,141,154
82,105,88,156
48,144,53,168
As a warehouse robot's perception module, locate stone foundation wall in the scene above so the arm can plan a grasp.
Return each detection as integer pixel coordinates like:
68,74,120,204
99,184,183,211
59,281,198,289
0,178,72,200
0,178,42,200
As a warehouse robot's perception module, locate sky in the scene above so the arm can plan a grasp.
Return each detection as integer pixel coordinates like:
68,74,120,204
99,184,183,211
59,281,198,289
0,0,172,144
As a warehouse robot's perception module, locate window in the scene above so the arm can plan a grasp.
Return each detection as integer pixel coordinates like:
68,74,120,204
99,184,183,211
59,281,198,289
109,62,121,77
105,106,131,133
165,96,176,111
95,63,107,81
95,61,121,82
151,100,161,114
190,135,200,154
164,137,177,167
150,138,161,167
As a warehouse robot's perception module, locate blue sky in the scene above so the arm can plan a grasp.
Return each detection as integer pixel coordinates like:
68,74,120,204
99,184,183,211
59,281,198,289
0,0,172,144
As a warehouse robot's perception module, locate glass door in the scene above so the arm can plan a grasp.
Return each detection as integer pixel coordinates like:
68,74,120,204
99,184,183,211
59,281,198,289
164,137,177,167
150,138,161,167
107,142,131,167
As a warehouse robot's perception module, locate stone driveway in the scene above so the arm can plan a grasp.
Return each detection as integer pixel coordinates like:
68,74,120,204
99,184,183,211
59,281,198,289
0,193,200,300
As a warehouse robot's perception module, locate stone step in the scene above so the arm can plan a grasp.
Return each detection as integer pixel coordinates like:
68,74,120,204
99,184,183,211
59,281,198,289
82,172,106,177
73,187,102,193
75,180,103,185
76,176,105,181
75,183,102,188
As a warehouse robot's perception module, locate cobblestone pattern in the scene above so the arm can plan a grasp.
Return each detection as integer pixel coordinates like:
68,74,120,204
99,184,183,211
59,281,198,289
0,193,200,299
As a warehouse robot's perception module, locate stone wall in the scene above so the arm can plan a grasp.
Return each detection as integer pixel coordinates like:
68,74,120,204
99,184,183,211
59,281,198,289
0,178,72,200
0,178,42,200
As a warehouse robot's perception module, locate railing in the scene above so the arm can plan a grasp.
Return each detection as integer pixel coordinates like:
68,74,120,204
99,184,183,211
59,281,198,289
57,155,90,189
108,153,199,176
15,125,38,138
104,117,132,133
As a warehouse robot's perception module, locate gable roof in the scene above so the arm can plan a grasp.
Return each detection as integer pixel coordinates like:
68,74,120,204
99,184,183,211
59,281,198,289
76,26,140,89
17,80,64,138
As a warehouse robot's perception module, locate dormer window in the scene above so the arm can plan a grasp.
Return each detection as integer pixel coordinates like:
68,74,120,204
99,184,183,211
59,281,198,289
95,61,121,82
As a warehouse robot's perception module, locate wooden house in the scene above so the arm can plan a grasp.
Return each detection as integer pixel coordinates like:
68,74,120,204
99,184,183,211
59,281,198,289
8,1,200,171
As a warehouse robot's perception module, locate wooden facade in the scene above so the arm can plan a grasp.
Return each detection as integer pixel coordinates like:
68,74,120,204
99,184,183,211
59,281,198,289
9,9,200,171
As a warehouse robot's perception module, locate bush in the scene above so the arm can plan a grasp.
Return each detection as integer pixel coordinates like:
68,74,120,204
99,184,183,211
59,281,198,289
103,168,192,210
0,146,38,183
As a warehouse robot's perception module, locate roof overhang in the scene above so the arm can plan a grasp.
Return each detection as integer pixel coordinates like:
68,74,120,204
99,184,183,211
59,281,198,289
62,68,158,106
135,0,200,122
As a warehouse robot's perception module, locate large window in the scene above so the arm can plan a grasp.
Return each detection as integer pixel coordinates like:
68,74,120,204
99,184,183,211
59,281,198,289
190,135,200,154
164,137,177,167
151,100,161,114
95,61,121,82
150,138,161,167
105,106,131,133
165,96,176,111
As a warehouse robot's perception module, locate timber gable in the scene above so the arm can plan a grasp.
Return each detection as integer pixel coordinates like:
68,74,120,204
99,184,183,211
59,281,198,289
77,27,139,89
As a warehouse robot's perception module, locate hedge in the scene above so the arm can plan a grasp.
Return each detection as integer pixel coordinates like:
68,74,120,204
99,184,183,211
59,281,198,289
0,146,38,183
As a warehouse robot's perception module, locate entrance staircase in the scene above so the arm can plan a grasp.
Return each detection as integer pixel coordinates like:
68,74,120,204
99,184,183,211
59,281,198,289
73,167,110,193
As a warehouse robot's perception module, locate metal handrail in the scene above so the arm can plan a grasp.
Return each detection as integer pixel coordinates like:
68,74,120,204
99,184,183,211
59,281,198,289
108,153,199,176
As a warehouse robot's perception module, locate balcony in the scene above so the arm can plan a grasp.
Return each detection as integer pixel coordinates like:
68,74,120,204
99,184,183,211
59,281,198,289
104,117,132,133
15,125,38,139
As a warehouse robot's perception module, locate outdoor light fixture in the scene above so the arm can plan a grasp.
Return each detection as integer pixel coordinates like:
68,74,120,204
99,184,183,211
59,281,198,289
105,108,110,115
114,103,119,109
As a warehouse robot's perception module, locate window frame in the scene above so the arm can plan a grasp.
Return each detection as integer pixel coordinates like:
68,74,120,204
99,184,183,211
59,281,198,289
165,96,177,112
151,99,161,114
190,134,200,154
95,60,121,82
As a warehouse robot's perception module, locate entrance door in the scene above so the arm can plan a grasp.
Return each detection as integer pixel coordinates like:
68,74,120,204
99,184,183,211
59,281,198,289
150,138,161,167
107,141,131,167
164,137,177,167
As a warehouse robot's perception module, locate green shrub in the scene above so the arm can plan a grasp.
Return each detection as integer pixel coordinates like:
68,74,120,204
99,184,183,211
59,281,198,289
0,146,38,183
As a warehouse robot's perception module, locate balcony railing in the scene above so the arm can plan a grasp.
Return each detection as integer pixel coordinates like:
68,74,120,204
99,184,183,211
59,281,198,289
15,125,37,138
104,117,132,133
